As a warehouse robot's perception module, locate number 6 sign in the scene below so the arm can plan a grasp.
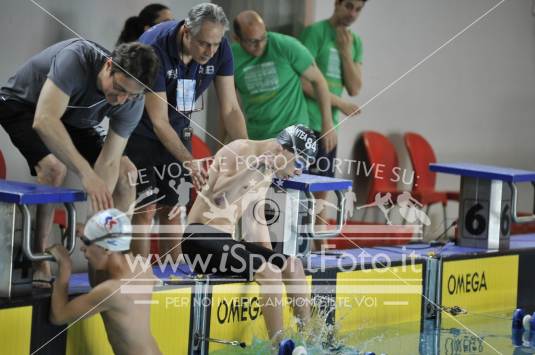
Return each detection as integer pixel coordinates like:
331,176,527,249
430,163,535,250
459,177,511,250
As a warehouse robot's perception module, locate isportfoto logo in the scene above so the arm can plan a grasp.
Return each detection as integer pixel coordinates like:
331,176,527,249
125,156,430,232
123,246,419,285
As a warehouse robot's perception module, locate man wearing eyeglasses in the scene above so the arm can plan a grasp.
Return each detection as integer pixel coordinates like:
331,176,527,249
0,40,159,287
231,11,334,150
48,209,162,354
124,3,247,261
299,0,365,250
231,11,334,248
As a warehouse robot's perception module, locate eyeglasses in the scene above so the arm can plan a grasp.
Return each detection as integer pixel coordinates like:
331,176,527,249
282,146,308,171
294,157,306,170
241,33,267,47
191,36,221,52
287,134,311,170
80,233,127,247
111,74,144,100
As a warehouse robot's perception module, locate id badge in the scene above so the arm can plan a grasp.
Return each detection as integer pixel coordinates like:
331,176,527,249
176,79,196,111
182,127,193,141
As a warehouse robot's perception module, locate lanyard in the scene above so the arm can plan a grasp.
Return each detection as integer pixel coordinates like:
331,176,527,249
177,31,202,115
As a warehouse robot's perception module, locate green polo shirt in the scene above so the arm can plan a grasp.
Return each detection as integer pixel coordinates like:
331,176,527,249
232,32,314,139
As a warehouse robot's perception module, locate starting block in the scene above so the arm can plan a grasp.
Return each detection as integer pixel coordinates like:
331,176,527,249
265,174,352,256
430,163,535,250
0,180,85,298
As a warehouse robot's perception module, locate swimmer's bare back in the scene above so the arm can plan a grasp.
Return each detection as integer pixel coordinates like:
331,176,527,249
188,140,273,234
97,259,161,355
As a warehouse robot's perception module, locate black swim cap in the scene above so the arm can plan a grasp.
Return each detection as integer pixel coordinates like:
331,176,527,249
276,124,317,167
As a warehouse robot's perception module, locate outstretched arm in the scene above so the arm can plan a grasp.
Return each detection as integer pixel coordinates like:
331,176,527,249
47,245,115,325
93,129,127,194
214,75,248,141
301,64,336,153
301,78,360,117
145,92,207,189
33,79,113,211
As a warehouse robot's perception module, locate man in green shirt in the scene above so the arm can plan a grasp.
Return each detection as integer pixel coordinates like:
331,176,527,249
300,0,365,249
231,10,335,151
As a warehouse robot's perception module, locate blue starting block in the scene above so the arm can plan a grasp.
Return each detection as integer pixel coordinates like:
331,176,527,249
430,163,535,250
0,179,86,297
263,174,352,255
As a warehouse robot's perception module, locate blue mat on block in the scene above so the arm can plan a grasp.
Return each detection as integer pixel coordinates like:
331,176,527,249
430,163,535,183
275,173,352,192
69,273,92,294
0,179,86,204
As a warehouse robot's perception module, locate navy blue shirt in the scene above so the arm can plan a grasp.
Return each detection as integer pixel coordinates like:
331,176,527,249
133,20,234,140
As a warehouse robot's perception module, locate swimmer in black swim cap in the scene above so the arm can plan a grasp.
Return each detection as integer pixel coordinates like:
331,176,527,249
276,124,318,170
182,128,313,344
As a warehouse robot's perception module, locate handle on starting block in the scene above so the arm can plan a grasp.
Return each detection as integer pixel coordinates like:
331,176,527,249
509,182,535,224
304,190,346,239
21,203,77,261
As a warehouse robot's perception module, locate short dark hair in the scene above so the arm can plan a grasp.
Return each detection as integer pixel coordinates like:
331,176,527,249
110,42,160,89
139,4,169,26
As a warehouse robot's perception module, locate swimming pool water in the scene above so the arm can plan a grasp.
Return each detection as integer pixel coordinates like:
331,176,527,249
211,309,535,354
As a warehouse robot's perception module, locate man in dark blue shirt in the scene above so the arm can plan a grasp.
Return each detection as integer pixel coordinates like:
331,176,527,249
125,3,247,260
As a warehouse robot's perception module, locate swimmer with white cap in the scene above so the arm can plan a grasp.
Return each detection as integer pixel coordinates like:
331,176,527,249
48,208,162,355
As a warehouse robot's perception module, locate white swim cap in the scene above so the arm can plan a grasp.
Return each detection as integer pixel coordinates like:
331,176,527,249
83,209,132,252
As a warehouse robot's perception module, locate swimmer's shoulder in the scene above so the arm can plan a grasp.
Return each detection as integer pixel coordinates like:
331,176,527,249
212,140,254,171
215,140,252,158
91,279,121,297
81,279,124,312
